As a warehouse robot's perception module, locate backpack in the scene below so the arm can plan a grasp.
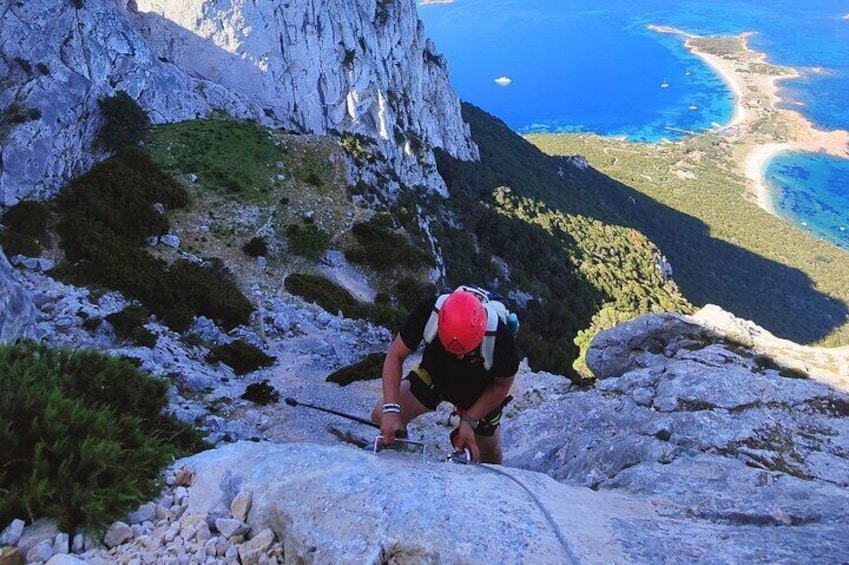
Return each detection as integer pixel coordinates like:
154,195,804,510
422,285,519,371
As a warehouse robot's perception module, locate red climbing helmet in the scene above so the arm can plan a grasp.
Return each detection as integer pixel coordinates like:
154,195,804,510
438,290,487,355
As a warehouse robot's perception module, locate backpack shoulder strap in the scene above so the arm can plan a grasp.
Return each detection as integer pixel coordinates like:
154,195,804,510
481,304,501,371
423,293,450,345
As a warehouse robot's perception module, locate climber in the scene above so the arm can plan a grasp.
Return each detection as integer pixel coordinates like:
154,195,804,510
371,287,520,464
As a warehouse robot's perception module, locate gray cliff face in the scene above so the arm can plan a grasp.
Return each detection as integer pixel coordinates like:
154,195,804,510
0,0,258,205
129,0,476,196
0,0,477,205
0,250,36,342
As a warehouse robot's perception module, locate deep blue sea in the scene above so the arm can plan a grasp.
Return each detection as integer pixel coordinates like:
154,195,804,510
418,0,849,250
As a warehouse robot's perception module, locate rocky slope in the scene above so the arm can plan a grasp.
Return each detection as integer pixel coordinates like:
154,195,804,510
2,0,849,563
2,261,847,563
1,0,476,205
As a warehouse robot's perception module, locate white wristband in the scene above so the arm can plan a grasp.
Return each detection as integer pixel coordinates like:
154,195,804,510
382,403,401,414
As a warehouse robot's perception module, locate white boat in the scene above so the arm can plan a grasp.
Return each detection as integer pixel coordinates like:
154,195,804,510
494,76,512,86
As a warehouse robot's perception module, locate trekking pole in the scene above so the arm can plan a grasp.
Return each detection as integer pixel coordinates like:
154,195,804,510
284,397,379,429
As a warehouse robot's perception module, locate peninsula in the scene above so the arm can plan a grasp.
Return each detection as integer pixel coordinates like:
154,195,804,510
527,28,849,349
649,25,849,213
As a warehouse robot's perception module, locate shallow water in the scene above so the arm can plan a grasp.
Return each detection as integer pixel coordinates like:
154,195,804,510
419,0,849,249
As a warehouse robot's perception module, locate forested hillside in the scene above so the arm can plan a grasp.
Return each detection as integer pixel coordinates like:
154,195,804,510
529,132,849,347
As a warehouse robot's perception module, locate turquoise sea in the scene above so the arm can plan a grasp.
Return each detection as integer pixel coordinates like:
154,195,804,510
418,0,849,250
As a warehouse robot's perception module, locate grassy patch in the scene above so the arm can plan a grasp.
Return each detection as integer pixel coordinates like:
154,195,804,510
145,117,282,200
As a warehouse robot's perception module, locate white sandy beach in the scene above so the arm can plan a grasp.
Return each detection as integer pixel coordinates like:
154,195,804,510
666,29,849,215
743,143,785,213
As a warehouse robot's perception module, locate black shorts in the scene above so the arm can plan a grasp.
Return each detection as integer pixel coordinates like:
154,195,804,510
404,367,505,437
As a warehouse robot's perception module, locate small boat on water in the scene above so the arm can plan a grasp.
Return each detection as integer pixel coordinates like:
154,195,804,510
689,105,698,110
661,80,669,88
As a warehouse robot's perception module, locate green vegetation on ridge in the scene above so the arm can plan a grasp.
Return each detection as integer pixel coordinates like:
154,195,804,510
528,132,849,347
428,104,691,377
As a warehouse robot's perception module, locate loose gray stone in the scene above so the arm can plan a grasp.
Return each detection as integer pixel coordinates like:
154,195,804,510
237,529,275,565
26,540,53,563
214,519,249,539
103,522,133,548
45,554,87,565
128,503,158,525
52,533,69,555
160,234,181,249
16,519,58,558
230,491,252,522
0,519,25,547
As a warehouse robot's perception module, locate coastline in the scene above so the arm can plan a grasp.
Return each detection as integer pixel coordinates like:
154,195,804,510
651,25,849,216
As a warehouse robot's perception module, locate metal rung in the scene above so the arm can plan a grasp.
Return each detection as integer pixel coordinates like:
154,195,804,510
372,435,427,463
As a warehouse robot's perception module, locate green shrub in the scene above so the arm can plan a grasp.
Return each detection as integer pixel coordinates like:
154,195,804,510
284,273,406,330
105,306,157,348
97,91,150,152
0,200,51,257
54,149,253,333
285,224,330,260
36,62,50,75
81,317,102,332
357,302,406,333
206,340,276,375
0,341,205,532
326,352,385,385
242,236,268,258
345,220,431,272
285,273,357,314
13,57,32,74
2,201,50,236
1,102,41,129
395,278,436,311
340,133,377,166
240,380,280,405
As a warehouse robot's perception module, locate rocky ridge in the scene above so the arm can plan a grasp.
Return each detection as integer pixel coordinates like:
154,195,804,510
0,0,476,205
1,250,848,563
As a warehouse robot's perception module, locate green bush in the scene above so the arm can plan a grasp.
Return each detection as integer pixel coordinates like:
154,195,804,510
0,341,205,532
284,273,406,331
345,220,431,272
285,224,330,260
105,306,157,348
242,236,268,258
0,200,51,257
285,273,357,314
54,149,253,333
205,340,276,375
2,201,50,236
326,352,385,385
395,278,436,311
240,380,280,405
97,91,150,152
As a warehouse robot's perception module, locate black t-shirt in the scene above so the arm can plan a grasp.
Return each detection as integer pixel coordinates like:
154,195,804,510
400,296,520,409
